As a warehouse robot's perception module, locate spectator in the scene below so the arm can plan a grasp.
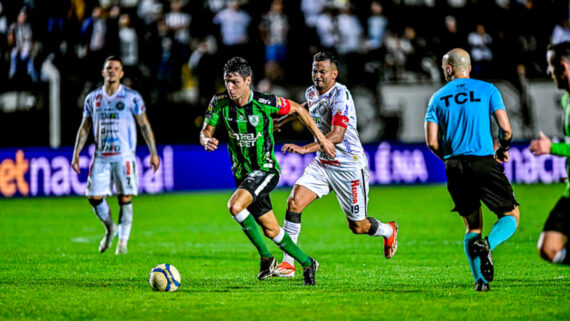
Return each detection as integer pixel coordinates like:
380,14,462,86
467,23,493,78
213,0,251,60
164,0,191,61
188,35,218,105
336,5,363,86
259,0,289,82
8,9,37,83
118,13,140,82
314,6,337,52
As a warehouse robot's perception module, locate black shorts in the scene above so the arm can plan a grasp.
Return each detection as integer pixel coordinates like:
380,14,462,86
543,197,570,236
234,170,280,218
445,155,519,216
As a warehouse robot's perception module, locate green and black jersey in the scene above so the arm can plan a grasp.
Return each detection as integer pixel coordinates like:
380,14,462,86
551,92,570,197
204,90,292,180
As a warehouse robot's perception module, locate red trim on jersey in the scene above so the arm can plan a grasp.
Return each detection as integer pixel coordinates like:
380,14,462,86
277,97,291,115
319,159,341,167
332,114,349,128
101,152,121,157
126,161,131,175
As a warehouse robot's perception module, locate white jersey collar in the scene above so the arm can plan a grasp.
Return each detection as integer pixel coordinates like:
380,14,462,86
102,84,123,99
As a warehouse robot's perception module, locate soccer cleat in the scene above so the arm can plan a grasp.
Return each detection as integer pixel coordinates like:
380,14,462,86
115,240,128,255
302,257,319,286
470,237,494,282
273,262,295,278
258,257,277,280
98,224,117,253
383,221,399,259
474,279,490,292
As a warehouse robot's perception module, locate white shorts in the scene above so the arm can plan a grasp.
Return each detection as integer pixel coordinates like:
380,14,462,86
295,160,369,221
86,156,138,197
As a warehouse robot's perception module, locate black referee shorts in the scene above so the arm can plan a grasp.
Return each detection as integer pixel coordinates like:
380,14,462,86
445,155,519,217
234,170,280,218
543,196,570,236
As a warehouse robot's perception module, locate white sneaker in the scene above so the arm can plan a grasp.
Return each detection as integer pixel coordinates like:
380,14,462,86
98,224,117,253
273,262,295,278
115,240,128,255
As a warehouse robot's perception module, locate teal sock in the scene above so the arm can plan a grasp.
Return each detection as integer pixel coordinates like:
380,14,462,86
273,231,311,268
464,232,483,283
239,215,273,259
488,215,517,251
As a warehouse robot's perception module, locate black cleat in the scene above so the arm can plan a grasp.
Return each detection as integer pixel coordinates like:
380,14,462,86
470,237,494,282
302,257,319,286
258,257,277,280
474,279,490,292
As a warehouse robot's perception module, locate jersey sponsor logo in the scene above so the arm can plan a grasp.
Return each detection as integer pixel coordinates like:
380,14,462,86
95,94,102,108
258,97,271,105
440,91,481,107
248,115,260,126
116,101,125,110
229,131,262,147
351,180,359,204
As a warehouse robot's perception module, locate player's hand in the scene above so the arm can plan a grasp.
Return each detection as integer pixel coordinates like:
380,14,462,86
529,132,552,156
282,144,305,154
319,138,336,158
150,154,160,173
204,137,219,151
495,148,509,163
71,155,80,174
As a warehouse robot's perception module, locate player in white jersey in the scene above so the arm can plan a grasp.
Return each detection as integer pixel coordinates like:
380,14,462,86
273,52,399,277
71,56,160,255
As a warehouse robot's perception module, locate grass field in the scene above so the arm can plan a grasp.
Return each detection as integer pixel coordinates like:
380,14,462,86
0,184,568,321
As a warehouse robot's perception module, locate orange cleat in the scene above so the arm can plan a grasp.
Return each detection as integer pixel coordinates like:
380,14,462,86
383,221,399,259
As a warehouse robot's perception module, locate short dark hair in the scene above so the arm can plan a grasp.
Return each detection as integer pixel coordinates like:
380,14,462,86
548,42,570,59
313,51,339,68
223,57,252,79
104,55,123,67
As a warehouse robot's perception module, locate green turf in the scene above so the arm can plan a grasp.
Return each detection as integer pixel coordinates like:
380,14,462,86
0,184,568,320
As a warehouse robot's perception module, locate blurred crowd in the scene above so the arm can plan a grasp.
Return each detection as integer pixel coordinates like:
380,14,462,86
0,0,567,105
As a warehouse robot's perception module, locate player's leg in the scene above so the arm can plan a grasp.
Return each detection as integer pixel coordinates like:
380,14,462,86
256,209,319,285
228,188,274,263
538,197,570,265
116,195,133,255
86,158,116,253
113,158,138,255
276,161,329,277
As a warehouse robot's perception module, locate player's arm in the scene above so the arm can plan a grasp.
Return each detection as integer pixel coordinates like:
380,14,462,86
282,126,345,155
529,131,570,156
135,113,160,172
200,123,218,151
493,109,512,163
287,100,336,158
71,116,92,174
425,121,444,161
273,102,307,132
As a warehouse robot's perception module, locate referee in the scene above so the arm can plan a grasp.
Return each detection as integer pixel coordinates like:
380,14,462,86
424,48,520,292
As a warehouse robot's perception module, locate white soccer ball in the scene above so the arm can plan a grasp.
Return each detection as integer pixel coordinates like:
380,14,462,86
149,264,181,292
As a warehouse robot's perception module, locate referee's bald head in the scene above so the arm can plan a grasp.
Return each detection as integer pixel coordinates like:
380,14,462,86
442,48,471,81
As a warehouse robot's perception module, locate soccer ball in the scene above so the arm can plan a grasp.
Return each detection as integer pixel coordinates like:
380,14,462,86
148,264,181,292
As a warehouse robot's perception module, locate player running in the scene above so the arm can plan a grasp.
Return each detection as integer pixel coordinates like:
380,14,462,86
71,56,160,255
200,56,335,285
530,42,570,265
425,48,520,292
272,52,398,278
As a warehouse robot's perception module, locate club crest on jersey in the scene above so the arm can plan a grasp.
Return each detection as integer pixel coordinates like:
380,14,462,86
116,101,125,110
248,115,260,126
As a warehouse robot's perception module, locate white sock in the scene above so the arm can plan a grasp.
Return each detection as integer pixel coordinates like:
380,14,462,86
282,220,301,265
92,199,113,231
553,248,567,264
372,221,393,238
118,203,133,241
272,227,285,243
233,209,250,223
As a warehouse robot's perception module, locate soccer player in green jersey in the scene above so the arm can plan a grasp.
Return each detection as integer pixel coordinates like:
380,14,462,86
530,42,570,265
200,57,336,285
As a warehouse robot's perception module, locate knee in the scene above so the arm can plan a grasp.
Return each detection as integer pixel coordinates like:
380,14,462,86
88,196,103,206
538,245,559,262
287,196,304,213
118,195,132,205
263,226,280,239
227,201,245,216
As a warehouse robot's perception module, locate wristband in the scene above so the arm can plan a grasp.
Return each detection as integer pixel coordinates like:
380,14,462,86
499,137,511,151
